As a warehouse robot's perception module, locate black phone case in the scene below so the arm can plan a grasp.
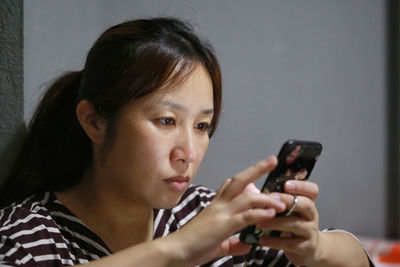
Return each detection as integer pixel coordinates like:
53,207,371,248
239,140,322,245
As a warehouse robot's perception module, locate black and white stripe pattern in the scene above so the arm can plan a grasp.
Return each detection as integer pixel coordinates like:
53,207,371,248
0,185,297,266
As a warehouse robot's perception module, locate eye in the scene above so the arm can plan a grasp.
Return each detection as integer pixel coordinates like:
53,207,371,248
159,118,175,126
195,122,211,133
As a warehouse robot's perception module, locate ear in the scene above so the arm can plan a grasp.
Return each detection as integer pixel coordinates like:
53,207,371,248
76,100,107,144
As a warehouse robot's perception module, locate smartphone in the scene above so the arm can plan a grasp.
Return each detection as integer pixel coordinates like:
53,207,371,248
239,140,323,245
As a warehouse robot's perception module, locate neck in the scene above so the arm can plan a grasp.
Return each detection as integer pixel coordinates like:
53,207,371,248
56,166,154,252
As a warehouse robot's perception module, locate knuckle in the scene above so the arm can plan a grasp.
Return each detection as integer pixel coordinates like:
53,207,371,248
304,239,317,253
231,174,239,181
301,242,313,253
314,183,320,195
247,161,267,177
242,210,256,223
255,160,268,171
242,191,253,198
302,198,314,213
243,191,254,199
292,219,303,229
241,192,259,207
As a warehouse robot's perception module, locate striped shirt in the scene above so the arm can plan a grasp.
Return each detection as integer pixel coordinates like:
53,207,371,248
0,185,370,266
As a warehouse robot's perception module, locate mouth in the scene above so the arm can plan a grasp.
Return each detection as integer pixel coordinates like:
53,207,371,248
164,176,190,191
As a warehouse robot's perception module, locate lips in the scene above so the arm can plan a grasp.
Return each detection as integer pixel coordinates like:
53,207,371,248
164,176,190,191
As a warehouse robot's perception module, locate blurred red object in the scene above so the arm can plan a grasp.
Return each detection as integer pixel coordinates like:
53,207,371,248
379,243,400,263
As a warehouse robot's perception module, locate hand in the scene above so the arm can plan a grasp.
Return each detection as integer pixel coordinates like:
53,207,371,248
170,156,286,266
257,179,322,266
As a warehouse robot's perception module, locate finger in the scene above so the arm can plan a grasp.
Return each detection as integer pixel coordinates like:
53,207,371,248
284,180,319,200
217,238,252,257
214,178,232,199
233,208,277,228
270,194,316,221
244,183,261,194
256,216,315,237
230,191,286,214
220,156,277,200
259,235,312,255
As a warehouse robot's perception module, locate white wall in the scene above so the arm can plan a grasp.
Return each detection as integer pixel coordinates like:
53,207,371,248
24,0,386,237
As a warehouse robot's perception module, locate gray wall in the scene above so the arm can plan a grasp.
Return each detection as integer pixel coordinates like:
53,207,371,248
387,0,400,238
21,0,386,238
0,0,24,180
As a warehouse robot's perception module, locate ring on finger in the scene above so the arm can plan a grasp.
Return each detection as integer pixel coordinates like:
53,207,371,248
285,195,298,216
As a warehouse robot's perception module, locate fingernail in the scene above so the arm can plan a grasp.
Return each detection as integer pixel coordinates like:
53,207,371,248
271,194,281,200
270,194,285,209
265,156,276,164
244,183,261,194
264,209,275,217
286,181,296,190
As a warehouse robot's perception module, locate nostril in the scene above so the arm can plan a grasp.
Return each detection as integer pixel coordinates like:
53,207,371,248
170,146,196,164
174,160,189,174
170,148,183,161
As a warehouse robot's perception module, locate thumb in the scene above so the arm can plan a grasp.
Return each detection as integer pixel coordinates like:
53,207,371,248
244,183,261,194
217,238,252,258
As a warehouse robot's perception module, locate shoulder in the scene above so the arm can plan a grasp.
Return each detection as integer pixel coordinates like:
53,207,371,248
0,193,66,266
0,192,57,232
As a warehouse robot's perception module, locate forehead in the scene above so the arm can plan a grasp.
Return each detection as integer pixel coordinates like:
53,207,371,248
162,65,212,98
126,65,214,112
148,65,213,102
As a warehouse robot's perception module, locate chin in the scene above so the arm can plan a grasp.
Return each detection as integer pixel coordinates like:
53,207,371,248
153,192,186,210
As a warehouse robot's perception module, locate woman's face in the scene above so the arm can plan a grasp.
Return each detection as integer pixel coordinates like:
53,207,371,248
99,65,214,209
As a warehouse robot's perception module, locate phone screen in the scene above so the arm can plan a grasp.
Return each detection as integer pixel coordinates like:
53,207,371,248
262,140,322,194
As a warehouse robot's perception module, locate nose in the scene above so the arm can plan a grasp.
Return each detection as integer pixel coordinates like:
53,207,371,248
170,127,197,171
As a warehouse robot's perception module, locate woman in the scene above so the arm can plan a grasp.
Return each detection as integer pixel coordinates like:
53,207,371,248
0,17,371,266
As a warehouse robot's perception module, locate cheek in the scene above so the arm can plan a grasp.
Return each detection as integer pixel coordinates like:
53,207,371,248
146,139,172,168
200,139,210,157
133,132,172,168
194,138,210,167
108,122,165,171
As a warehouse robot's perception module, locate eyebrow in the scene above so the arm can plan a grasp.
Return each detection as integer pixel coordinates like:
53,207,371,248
160,101,214,115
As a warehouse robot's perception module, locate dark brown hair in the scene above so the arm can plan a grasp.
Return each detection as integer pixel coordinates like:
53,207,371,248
0,17,222,207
